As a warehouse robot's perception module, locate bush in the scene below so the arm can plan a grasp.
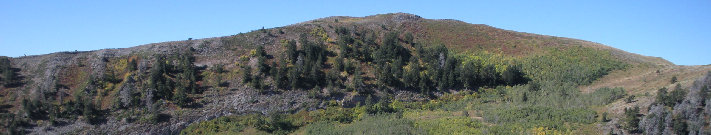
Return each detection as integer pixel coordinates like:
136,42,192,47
304,114,422,135
671,76,678,84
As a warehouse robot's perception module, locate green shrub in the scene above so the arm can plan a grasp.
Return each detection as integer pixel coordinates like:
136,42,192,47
304,114,423,135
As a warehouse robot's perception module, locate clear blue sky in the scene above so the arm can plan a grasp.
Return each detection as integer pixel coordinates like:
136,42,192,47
1,1,709,65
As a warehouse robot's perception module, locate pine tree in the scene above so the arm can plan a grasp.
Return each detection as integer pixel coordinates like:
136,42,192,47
82,98,97,124
672,116,688,135
288,67,299,90
419,73,429,94
286,40,298,64
403,58,420,89
257,55,268,74
352,65,365,94
150,55,171,100
502,65,527,85
256,45,266,57
623,106,641,133
655,87,668,105
242,66,252,84
173,85,189,107
127,59,137,72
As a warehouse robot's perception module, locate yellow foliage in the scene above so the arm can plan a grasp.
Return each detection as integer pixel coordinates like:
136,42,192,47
530,127,570,135
249,49,257,57
310,27,329,42
280,39,289,46
114,59,128,73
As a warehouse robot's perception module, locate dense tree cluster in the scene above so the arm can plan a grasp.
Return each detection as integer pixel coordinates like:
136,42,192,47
270,34,328,91
248,27,528,97
654,85,687,107
638,72,711,135
148,48,199,107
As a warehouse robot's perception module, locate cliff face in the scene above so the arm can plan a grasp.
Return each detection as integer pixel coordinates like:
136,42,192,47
0,13,683,134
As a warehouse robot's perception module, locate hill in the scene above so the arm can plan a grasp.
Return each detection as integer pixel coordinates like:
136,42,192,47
0,13,708,134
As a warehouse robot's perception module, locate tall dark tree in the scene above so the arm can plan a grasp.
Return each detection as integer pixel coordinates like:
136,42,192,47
403,58,421,89
459,60,480,90
288,67,299,90
82,98,98,124
242,66,253,84
672,116,688,135
285,40,298,64
481,64,499,87
178,51,197,94
351,65,365,94
150,55,172,100
655,87,668,105
127,59,138,72
502,65,527,86
173,85,189,107
623,106,641,133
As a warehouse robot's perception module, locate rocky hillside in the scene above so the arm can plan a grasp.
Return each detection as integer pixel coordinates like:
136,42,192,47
0,13,707,134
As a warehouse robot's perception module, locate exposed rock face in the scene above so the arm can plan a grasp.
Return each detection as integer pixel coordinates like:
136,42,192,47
118,75,135,108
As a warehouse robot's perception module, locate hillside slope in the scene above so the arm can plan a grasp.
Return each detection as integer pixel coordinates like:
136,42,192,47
0,13,706,134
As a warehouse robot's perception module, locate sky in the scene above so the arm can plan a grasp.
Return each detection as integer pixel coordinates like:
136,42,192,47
1,1,709,65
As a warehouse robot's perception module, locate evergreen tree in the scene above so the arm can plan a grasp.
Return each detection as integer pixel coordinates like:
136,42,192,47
392,57,404,79
419,73,430,95
403,58,421,89
173,85,189,107
127,59,137,72
352,65,365,94
257,54,268,74
502,65,527,85
481,64,499,87
672,116,688,135
286,40,298,64
623,106,641,133
150,55,172,100
82,98,97,124
252,75,263,92
655,87,668,105
242,66,252,84
335,56,345,72
666,84,687,106
288,67,299,90
460,60,480,90
256,45,267,57
404,32,414,44
339,35,352,58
